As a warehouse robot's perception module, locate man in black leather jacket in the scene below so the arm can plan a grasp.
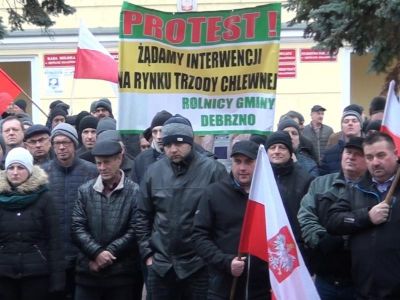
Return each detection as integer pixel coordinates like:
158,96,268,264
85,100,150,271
136,115,227,300
71,140,143,300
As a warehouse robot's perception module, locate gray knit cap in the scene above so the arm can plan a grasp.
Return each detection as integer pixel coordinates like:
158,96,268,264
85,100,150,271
51,122,79,147
342,110,362,124
162,114,193,145
96,117,117,135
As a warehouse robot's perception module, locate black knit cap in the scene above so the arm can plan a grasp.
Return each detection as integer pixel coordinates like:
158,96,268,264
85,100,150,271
75,111,90,131
162,114,193,145
344,104,363,115
277,118,300,132
265,131,293,154
14,99,27,111
79,115,99,133
24,124,51,141
92,140,122,157
365,120,382,132
49,107,67,122
369,96,386,115
151,110,173,129
231,140,259,160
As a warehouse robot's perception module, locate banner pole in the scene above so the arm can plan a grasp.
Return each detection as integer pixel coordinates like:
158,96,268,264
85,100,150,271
20,90,48,118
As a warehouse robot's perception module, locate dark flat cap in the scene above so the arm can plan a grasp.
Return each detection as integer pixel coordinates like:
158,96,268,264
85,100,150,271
231,140,259,160
311,105,326,112
344,137,364,151
91,140,122,156
24,124,51,141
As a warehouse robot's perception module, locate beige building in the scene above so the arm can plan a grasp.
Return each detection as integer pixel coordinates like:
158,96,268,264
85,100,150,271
0,0,388,131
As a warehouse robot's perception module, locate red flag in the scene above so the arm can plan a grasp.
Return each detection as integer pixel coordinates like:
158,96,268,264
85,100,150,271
239,145,320,300
0,68,23,114
74,21,118,83
381,80,400,154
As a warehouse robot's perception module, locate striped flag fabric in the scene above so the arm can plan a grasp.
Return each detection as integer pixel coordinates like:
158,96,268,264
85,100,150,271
381,80,400,153
74,21,118,83
239,145,320,300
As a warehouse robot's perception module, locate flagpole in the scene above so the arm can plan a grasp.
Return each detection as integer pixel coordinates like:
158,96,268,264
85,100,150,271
229,253,243,300
69,79,77,115
383,167,400,205
20,90,48,118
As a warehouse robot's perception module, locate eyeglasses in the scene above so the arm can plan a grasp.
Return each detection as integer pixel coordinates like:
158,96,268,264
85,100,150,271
26,137,49,145
52,140,73,147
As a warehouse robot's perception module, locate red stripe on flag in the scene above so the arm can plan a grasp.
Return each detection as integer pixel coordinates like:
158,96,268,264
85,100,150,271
74,48,118,83
381,125,400,153
238,199,268,261
0,68,23,114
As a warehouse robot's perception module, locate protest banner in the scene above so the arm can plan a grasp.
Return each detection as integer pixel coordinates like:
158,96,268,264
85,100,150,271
119,2,281,134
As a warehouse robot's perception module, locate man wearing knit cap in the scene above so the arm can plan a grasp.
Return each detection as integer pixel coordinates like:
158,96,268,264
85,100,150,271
265,131,314,270
278,118,319,177
327,104,366,147
49,107,67,129
303,105,334,163
24,124,53,165
320,109,363,175
93,98,113,119
133,110,172,183
96,116,117,135
136,114,227,299
72,140,143,300
193,140,272,299
76,115,98,157
369,96,386,121
42,122,98,299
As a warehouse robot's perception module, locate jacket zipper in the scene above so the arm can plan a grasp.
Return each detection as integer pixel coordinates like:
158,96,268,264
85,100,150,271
33,245,47,262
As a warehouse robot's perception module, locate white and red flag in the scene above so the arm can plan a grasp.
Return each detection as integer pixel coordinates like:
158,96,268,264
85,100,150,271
239,145,320,300
381,80,400,153
74,21,118,83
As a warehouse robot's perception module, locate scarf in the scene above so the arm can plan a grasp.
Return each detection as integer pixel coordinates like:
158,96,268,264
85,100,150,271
0,187,46,210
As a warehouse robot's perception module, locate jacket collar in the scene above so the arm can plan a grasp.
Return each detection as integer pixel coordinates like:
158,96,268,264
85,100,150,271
93,170,125,194
0,165,48,194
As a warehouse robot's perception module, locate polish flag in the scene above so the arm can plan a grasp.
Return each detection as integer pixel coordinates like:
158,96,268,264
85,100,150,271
381,80,400,153
239,145,320,300
74,21,118,83
0,68,23,114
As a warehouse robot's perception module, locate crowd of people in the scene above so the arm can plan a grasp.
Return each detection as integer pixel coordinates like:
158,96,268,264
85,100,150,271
0,94,398,300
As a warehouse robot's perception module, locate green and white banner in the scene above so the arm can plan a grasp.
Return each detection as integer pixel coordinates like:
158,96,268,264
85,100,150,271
119,2,281,134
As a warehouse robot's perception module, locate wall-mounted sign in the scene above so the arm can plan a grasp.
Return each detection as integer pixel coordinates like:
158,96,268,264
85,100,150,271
278,49,296,78
300,49,337,62
44,53,118,68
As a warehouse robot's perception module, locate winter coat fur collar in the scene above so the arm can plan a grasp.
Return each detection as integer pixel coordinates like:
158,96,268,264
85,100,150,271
0,165,48,194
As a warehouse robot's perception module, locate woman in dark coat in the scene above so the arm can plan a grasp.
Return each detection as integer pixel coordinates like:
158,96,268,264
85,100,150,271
0,147,64,300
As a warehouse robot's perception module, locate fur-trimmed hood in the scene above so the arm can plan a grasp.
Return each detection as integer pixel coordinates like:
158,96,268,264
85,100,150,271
0,165,48,194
